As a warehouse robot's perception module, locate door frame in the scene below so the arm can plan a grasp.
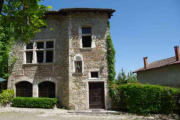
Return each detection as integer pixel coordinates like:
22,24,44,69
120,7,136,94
88,81,106,109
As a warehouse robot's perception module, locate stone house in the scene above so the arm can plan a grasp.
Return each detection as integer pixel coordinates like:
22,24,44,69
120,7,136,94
134,46,180,87
8,8,115,110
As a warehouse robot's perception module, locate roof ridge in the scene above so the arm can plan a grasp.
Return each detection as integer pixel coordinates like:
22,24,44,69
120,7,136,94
134,56,178,73
149,56,175,65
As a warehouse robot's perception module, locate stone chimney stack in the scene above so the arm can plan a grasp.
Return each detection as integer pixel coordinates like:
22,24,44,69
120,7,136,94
143,57,148,69
174,46,180,61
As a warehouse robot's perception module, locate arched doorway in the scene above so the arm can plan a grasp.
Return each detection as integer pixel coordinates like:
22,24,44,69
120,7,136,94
16,81,32,97
38,81,55,98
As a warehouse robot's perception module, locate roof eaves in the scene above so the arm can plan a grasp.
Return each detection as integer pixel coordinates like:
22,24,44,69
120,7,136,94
133,60,180,73
45,8,116,18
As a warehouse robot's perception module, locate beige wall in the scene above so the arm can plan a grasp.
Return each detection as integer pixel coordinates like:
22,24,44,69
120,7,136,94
8,12,111,110
137,64,180,87
68,13,110,110
8,15,70,107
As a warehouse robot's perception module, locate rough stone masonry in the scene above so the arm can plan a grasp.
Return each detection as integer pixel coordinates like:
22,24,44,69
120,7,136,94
8,8,115,110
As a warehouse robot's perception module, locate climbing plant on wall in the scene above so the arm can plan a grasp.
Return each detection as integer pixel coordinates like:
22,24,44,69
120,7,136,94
107,21,116,88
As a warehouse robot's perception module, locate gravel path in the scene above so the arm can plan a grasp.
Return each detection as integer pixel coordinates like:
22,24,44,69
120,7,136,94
0,107,179,120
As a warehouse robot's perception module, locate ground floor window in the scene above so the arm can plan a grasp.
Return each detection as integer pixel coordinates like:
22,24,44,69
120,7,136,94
38,81,55,98
16,81,32,97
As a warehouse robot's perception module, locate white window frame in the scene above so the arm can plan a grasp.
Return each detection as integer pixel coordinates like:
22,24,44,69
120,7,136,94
24,39,55,64
89,71,100,79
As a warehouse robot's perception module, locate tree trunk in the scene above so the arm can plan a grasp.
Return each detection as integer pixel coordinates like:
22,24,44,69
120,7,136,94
0,0,4,14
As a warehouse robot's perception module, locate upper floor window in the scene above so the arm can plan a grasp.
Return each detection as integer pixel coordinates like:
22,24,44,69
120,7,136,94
25,43,33,63
82,27,92,48
25,40,54,64
75,61,82,73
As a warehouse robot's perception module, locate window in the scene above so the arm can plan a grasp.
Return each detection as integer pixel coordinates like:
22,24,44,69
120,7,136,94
82,27,92,48
39,81,55,98
37,42,44,49
74,55,83,74
16,81,32,97
90,71,99,78
26,52,33,63
82,27,91,34
46,41,54,48
46,51,53,63
25,40,54,64
26,42,33,63
75,61,82,73
26,43,33,49
37,51,44,63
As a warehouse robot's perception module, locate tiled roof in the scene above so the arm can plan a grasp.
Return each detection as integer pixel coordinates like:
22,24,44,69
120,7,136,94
134,56,180,73
45,8,115,18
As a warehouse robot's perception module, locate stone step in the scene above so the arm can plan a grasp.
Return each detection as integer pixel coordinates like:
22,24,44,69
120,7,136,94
68,110,121,115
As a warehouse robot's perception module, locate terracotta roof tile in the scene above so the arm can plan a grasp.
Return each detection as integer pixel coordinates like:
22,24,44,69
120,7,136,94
134,56,180,73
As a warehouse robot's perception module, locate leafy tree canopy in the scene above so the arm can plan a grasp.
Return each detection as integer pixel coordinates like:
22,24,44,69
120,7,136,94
0,0,49,79
0,0,49,43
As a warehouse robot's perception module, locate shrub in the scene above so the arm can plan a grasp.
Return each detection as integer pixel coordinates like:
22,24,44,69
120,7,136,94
12,97,58,109
0,89,14,106
111,83,179,114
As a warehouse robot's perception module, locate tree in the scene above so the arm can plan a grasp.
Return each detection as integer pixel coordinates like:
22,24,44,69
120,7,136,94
116,69,137,84
0,0,49,79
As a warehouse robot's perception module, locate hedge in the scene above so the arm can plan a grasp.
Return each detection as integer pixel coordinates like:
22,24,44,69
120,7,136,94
111,83,180,114
12,97,58,109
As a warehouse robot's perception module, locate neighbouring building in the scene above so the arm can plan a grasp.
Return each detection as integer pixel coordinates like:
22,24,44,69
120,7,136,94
8,8,115,110
134,46,180,87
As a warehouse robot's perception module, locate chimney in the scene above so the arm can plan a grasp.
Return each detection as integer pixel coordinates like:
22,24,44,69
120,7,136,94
143,57,148,69
174,46,180,61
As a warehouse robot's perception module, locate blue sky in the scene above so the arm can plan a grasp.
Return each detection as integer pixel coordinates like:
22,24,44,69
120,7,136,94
41,0,180,75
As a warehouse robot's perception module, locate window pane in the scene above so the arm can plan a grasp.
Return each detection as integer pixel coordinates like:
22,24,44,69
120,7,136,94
46,41,54,48
26,52,33,63
75,61,82,73
26,43,33,49
37,42,44,49
37,51,44,63
91,72,99,78
82,36,92,48
82,27,91,34
46,51,53,63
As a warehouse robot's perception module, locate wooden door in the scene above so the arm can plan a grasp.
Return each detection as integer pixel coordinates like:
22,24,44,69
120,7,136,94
89,82,105,109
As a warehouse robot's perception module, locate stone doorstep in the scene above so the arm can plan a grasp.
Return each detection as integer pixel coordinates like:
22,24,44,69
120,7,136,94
68,109,121,115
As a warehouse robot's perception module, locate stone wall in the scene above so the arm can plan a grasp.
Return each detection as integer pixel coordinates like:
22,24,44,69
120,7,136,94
8,12,111,110
8,15,70,107
137,64,180,87
68,13,110,110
